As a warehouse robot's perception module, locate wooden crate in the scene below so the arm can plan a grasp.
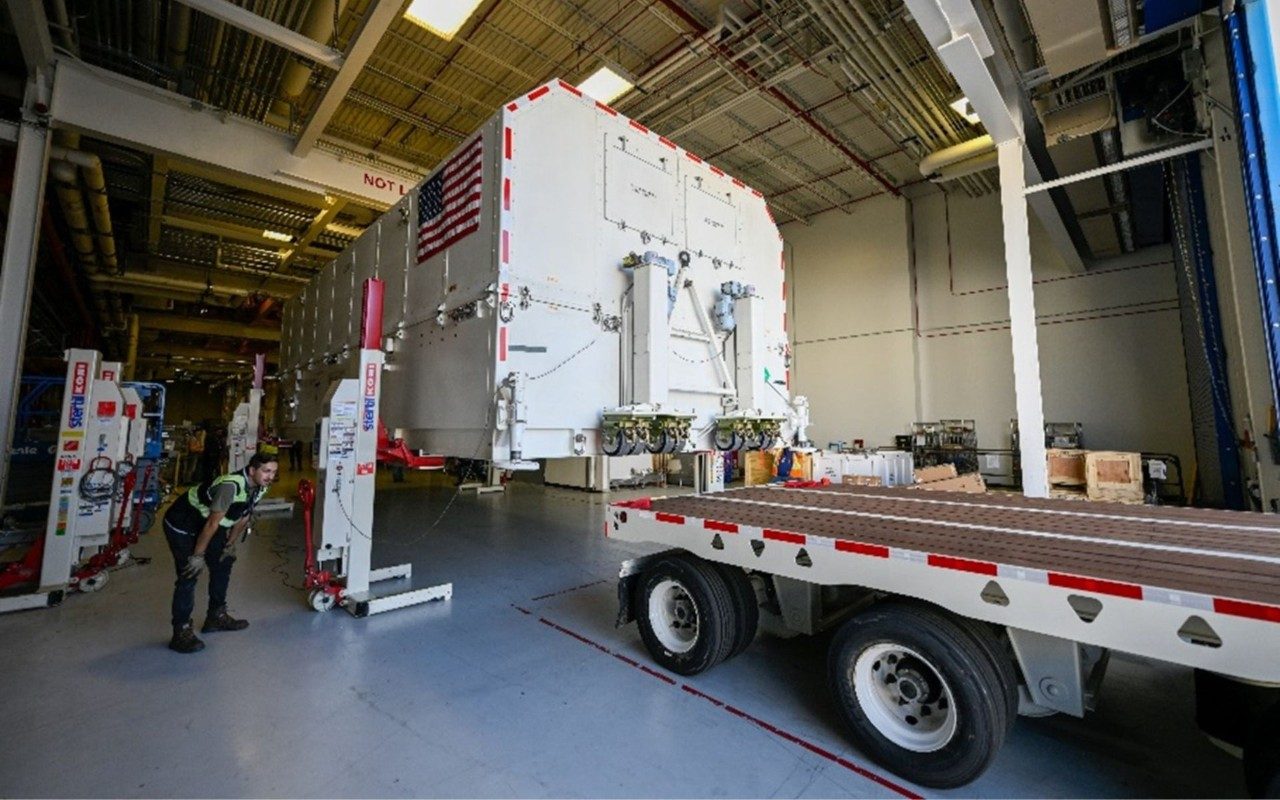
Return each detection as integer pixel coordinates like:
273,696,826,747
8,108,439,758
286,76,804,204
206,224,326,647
1049,486,1088,502
1046,448,1086,486
744,451,774,486
1085,451,1144,504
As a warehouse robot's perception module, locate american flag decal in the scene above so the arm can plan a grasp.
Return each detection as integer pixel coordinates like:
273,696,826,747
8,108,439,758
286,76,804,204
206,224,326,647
417,137,484,264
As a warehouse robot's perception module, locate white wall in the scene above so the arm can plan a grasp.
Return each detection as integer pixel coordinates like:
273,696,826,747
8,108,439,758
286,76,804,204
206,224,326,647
785,189,1197,471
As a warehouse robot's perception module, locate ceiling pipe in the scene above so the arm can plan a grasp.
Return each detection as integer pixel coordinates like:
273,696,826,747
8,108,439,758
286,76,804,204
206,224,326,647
166,2,192,71
267,0,348,128
919,134,995,178
124,313,140,380
49,144,118,272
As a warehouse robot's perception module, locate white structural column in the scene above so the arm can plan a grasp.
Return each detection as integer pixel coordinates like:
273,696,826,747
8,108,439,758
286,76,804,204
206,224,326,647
998,139,1048,497
0,88,53,503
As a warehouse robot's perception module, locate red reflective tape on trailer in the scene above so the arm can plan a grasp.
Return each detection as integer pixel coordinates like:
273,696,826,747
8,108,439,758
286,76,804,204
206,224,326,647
763,529,805,545
506,102,518,112
528,86,551,101
782,281,787,301
686,152,703,164
1048,572,1143,600
503,178,511,210
710,166,725,177
766,206,775,222
501,282,510,302
655,512,685,525
629,120,649,134
752,188,763,198
928,554,998,576
499,327,507,361
596,101,618,116
1214,597,1280,623
703,519,739,534
558,79,582,97
732,178,745,188
785,368,790,389
835,540,889,558
780,252,785,271
501,230,510,263
658,136,676,149
504,127,512,159
782,311,787,332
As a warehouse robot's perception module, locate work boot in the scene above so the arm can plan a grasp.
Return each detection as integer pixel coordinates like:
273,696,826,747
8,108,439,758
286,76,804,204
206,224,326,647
168,623,205,654
202,606,250,633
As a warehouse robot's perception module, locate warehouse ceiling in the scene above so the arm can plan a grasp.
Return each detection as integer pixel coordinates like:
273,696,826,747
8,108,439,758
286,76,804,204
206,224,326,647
0,0,1205,381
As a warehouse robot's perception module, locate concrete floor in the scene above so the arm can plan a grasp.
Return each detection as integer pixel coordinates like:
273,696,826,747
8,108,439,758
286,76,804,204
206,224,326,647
0,470,1249,798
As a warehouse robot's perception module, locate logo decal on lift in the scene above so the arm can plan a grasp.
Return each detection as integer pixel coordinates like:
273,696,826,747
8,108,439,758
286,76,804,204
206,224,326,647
362,362,378,432
68,362,89,430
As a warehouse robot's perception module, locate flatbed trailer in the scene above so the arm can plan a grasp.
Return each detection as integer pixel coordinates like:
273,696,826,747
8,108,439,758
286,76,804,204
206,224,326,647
609,483,1280,792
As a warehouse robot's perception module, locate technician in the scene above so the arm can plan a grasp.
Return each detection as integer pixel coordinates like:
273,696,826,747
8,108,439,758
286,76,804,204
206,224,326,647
162,452,278,653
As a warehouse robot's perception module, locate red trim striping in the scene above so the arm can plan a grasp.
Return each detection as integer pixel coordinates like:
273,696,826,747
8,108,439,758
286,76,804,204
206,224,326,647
529,579,608,603
782,281,787,301
785,368,790,389
835,540,889,558
501,282,510,302
658,136,677,149
763,529,805,545
504,127,512,159
703,519,739,534
780,252,785,271
928,554,998,576
522,609,919,799
751,188,763,198
498,327,507,361
710,166,725,177
655,512,685,525
501,230,510,263
1048,572,1143,600
782,311,787,332
596,101,618,116
629,120,650,134
1214,597,1280,623
528,85,551,101
686,152,703,164
506,102,518,112
557,79,582,97
503,178,511,211
766,207,775,222
732,178,745,188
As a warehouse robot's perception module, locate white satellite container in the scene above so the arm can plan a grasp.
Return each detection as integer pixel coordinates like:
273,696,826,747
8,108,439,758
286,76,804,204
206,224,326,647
281,79,802,461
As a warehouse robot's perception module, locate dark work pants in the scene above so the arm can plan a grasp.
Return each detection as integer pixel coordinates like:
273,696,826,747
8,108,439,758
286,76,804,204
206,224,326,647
164,520,234,629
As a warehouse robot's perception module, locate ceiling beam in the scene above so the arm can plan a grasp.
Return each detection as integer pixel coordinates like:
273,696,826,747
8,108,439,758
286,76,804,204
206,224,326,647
282,198,347,269
136,312,281,342
294,0,405,157
50,58,418,209
170,0,345,70
139,342,278,362
148,156,169,249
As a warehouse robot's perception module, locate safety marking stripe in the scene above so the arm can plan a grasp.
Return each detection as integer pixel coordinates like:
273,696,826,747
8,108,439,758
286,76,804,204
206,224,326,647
527,85,551,101
503,178,511,210
658,136,677,149
504,127,513,159
498,327,507,362
629,120,649,134
703,519,738,534
706,494,1280,567
616,504,1280,623
557,79,581,97
595,100,617,116
506,102,518,112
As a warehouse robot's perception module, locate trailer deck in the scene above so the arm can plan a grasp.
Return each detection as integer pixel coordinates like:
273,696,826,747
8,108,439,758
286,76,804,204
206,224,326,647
610,484,1280,682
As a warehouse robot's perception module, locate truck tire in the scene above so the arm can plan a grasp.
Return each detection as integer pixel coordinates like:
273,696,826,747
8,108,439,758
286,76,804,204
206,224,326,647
951,615,1020,732
1245,703,1280,798
828,601,1012,789
636,554,736,676
710,562,759,660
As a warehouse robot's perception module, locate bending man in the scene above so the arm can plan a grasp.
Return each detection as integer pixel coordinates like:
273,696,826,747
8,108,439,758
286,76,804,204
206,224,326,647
162,452,278,653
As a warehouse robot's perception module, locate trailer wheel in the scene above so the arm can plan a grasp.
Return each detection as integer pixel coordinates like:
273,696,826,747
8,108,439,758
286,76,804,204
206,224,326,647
951,615,1020,732
828,602,1011,789
1245,703,1280,798
710,562,759,660
636,555,735,676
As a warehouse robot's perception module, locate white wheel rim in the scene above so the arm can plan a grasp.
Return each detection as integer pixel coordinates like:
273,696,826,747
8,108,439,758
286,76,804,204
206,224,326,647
648,578,700,653
852,642,958,753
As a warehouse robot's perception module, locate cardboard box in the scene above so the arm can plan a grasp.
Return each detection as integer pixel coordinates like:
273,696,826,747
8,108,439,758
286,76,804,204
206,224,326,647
911,472,986,494
842,475,883,487
1046,448,1086,486
913,463,958,484
1085,451,1144,504
744,450,812,486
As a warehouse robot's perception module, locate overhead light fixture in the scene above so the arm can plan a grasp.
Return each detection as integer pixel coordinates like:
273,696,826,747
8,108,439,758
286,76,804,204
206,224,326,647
578,66,634,104
949,95,981,126
262,229,293,242
403,0,483,40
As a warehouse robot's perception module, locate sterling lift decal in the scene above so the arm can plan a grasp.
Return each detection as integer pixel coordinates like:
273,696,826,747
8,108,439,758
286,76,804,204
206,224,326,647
67,362,89,432
362,363,378,433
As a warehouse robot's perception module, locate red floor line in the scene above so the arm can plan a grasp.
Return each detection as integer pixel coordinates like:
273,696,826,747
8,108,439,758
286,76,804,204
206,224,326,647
521,609,920,799
511,604,532,615
529,578,608,602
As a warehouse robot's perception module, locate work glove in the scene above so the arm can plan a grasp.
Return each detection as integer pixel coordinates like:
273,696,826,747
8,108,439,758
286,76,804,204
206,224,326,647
182,553,206,579
221,536,238,564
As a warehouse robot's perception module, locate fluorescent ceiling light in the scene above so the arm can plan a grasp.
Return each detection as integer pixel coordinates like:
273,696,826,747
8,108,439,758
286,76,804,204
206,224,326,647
578,66,634,104
949,95,981,126
404,0,483,40
262,229,293,242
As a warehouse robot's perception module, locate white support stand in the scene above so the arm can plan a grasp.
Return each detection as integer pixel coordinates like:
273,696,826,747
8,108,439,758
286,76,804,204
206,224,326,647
230,354,293,514
311,347,451,617
632,263,670,406
460,465,506,495
998,140,1049,498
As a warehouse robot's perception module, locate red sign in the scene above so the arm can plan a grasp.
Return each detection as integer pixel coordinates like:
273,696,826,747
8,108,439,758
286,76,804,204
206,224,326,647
356,462,375,475
125,404,137,419
97,401,117,417
71,362,89,394
62,439,80,452
362,173,409,196
102,369,116,381
57,456,82,473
